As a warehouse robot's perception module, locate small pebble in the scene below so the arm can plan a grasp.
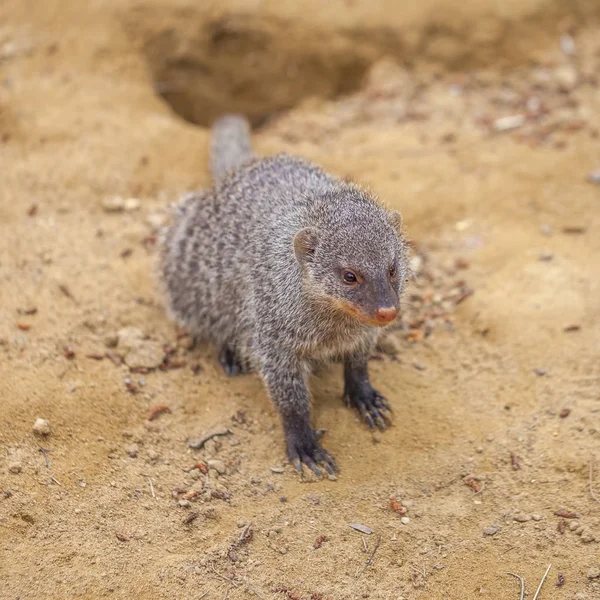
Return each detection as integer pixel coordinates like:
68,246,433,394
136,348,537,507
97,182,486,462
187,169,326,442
146,212,167,229
214,483,229,494
475,446,484,454
494,114,525,132
588,567,600,579
125,444,138,458
207,460,226,475
270,466,285,474
237,520,249,528
560,34,576,56
588,170,600,185
104,333,119,348
400,517,410,525
350,523,373,535
102,196,124,212
409,255,423,275
32,418,50,436
580,529,595,543
483,525,499,536
513,514,531,523
569,521,580,531
534,367,547,376
8,461,22,474
553,64,578,91
124,198,141,211
538,252,553,262
531,514,543,522
540,224,552,236
178,500,191,508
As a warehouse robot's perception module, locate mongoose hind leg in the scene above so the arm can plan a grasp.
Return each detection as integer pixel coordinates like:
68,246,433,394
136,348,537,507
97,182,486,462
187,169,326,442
260,353,338,477
344,353,392,431
218,345,249,378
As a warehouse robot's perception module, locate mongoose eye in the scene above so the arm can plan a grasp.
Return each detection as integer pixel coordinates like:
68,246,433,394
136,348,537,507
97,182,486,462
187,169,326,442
343,271,358,284
389,265,396,278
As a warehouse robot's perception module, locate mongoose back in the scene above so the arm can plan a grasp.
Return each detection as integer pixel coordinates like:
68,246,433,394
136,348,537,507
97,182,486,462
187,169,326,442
160,114,407,476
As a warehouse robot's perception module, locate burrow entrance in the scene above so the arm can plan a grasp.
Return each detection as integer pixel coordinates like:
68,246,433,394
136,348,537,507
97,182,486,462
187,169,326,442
143,15,376,128
136,4,599,128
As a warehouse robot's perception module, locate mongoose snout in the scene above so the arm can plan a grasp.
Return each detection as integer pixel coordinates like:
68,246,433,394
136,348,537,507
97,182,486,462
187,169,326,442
159,114,408,477
375,306,398,324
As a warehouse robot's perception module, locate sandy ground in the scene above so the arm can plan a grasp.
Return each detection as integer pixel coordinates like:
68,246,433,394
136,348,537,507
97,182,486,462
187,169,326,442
1,1,600,599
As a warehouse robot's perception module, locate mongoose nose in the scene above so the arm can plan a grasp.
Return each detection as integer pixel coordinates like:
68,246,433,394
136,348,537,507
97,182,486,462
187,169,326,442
375,306,397,324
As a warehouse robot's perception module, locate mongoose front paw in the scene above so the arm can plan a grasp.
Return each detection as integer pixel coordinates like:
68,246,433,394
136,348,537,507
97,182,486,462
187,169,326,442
285,427,339,478
345,387,392,430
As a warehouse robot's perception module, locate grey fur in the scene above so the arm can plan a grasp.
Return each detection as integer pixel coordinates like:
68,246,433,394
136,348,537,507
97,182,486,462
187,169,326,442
210,114,253,181
159,115,408,475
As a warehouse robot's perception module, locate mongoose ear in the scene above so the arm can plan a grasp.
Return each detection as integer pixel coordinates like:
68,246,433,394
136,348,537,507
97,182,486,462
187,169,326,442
293,227,319,264
388,210,403,232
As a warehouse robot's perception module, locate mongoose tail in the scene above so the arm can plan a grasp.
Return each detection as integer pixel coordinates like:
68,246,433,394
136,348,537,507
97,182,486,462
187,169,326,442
210,114,253,181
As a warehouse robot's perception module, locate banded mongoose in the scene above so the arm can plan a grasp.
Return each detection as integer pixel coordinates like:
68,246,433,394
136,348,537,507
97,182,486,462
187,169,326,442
160,114,408,476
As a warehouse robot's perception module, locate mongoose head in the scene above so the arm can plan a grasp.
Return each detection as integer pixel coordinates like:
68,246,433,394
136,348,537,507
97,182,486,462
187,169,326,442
294,187,406,327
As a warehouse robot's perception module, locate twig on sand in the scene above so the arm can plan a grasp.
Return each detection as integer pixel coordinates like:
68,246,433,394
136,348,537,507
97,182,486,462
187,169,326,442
506,572,525,600
356,534,382,577
143,474,155,499
532,565,551,600
38,445,52,468
365,534,382,567
590,460,600,503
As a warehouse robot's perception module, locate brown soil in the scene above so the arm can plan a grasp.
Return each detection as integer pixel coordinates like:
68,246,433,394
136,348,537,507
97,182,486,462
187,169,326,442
1,1,600,599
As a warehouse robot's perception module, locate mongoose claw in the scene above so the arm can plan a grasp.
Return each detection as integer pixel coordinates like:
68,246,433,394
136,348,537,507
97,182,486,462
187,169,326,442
345,388,392,431
286,428,339,478
375,393,393,413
